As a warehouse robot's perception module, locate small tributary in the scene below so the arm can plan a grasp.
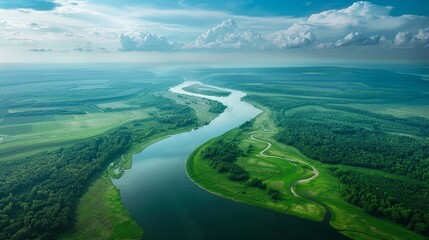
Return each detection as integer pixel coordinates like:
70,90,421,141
113,81,348,240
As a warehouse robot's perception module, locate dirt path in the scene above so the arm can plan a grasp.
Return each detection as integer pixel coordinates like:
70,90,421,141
249,133,319,198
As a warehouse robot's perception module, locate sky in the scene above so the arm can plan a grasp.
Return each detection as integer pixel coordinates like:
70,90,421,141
0,0,428,63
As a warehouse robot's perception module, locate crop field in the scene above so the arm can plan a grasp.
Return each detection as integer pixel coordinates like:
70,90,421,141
0,66,183,161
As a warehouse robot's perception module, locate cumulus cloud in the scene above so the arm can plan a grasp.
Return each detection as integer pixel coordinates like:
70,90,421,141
272,23,316,48
119,32,175,51
308,1,393,28
1,0,428,56
335,32,386,47
394,28,429,48
193,19,267,49
273,1,428,49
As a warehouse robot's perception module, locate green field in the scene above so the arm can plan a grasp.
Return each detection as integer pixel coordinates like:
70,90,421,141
188,107,425,240
187,67,429,239
187,110,325,222
1,66,428,239
60,91,226,239
60,175,144,240
0,67,225,239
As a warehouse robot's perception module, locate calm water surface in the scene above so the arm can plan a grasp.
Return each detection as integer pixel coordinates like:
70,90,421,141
113,81,348,240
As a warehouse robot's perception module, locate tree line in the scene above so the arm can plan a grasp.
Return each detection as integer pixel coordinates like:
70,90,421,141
0,95,199,239
201,126,280,201
275,120,429,182
329,167,429,236
0,128,131,239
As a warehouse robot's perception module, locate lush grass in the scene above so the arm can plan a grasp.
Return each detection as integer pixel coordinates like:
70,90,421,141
0,107,155,161
296,164,425,240
187,110,325,222
60,174,143,240
61,92,226,239
188,105,425,240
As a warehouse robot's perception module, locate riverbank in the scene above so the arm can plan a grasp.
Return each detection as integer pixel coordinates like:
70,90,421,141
187,103,425,240
60,89,226,240
186,110,325,222
60,174,143,240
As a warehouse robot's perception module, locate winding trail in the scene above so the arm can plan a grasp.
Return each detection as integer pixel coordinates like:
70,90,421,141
249,132,319,198
250,125,389,240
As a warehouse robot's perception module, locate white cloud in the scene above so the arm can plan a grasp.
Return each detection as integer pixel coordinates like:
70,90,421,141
272,23,316,48
308,1,393,28
394,28,429,48
120,32,175,51
193,19,267,49
273,1,428,49
335,32,386,47
0,0,428,58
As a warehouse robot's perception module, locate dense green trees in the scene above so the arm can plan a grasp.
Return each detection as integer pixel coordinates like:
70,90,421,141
0,128,131,239
269,105,429,236
0,95,198,240
202,140,249,181
151,96,197,127
201,67,429,236
208,102,226,114
200,127,282,201
275,120,429,182
329,167,429,235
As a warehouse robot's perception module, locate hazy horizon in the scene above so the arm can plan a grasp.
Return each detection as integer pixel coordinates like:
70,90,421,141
0,0,428,63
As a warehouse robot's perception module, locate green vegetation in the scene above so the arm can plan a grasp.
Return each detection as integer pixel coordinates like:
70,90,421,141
188,108,425,240
0,95,203,239
187,112,326,222
0,127,132,239
275,114,429,181
0,67,178,162
208,101,227,114
60,175,143,240
0,67,227,239
2,66,428,239
188,67,429,239
272,107,429,234
183,83,231,97
163,91,226,125
201,138,248,181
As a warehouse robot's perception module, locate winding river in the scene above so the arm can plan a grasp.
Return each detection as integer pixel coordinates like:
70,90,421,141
113,81,348,240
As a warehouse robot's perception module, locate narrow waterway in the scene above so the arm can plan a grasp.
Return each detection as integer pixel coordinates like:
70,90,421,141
113,81,348,240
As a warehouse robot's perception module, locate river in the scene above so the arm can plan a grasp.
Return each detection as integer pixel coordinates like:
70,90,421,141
113,81,348,240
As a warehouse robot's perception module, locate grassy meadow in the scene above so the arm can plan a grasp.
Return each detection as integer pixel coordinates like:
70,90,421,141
187,67,429,239
0,66,227,239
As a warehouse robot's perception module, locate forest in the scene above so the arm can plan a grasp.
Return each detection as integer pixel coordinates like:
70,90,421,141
329,167,429,235
0,128,131,239
275,119,429,182
271,105,429,235
0,95,198,240
199,67,429,237
202,139,248,181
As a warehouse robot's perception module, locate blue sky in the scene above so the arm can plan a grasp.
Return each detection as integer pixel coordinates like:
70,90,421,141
0,0,428,63
3,0,428,16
